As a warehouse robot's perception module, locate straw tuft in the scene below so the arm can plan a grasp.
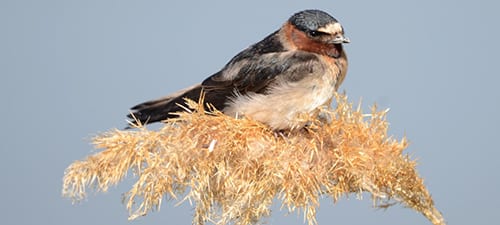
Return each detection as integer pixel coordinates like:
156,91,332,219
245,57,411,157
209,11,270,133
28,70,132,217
62,93,445,225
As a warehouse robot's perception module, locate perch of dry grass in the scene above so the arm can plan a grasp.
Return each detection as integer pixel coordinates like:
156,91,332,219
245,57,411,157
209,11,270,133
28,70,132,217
62,93,445,225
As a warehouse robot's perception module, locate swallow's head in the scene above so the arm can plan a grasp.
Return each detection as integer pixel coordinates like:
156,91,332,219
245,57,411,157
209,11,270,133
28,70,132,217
285,9,349,57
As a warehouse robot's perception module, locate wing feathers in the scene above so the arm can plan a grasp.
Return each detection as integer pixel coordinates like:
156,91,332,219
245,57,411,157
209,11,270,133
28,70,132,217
128,49,327,128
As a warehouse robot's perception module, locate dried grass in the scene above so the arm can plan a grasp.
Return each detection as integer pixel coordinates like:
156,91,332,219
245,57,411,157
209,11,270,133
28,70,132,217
62,93,445,225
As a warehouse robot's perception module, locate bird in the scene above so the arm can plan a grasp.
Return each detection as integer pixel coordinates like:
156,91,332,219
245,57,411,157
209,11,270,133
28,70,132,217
127,9,349,130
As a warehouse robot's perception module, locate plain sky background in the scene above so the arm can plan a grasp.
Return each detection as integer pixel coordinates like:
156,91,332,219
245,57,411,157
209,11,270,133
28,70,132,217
2,0,499,225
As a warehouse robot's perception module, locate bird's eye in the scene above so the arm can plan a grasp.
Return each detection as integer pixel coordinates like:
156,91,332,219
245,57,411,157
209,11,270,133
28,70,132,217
308,30,326,37
308,31,319,37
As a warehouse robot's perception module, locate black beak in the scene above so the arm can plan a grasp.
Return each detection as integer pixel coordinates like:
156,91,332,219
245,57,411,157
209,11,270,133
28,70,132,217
330,34,350,44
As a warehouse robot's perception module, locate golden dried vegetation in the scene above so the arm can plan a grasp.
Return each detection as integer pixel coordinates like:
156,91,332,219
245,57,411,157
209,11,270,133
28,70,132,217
62,94,445,225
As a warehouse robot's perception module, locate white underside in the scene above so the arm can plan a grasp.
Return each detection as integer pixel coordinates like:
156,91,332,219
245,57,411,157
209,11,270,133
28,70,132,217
223,78,335,130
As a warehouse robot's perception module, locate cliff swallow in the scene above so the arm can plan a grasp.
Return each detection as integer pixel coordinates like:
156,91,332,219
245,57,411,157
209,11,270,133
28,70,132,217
127,9,349,130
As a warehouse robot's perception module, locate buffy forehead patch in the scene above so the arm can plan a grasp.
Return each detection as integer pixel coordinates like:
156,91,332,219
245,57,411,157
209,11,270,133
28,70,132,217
317,23,343,34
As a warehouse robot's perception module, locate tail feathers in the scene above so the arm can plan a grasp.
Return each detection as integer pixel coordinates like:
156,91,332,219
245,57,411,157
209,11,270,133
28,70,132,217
127,84,204,127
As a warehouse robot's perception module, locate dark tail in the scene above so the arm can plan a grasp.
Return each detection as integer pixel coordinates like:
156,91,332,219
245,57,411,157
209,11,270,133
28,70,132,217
126,84,204,127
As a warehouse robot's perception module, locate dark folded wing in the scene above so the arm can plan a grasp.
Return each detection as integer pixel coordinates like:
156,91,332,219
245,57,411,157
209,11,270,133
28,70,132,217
202,51,324,95
127,51,327,128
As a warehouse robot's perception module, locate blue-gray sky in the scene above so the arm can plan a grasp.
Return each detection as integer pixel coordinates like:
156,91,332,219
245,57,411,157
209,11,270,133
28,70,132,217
2,1,499,225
